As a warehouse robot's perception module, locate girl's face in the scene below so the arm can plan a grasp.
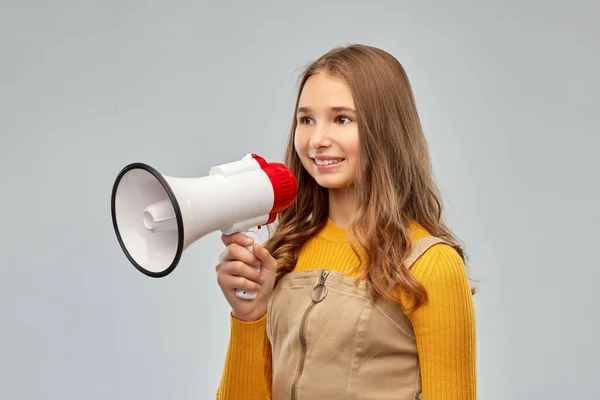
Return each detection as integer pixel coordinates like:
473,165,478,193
294,71,360,190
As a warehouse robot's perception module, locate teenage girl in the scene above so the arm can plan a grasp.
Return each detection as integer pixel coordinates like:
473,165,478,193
214,44,477,399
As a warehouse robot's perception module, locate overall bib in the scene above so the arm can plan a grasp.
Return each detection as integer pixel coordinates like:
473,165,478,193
266,236,447,400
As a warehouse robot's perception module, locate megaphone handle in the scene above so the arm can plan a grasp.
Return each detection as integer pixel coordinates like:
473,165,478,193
235,227,261,300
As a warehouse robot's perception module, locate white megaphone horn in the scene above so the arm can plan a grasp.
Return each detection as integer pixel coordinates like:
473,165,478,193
110,153,297,299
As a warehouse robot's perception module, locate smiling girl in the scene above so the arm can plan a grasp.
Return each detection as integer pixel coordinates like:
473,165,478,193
215,44,477,399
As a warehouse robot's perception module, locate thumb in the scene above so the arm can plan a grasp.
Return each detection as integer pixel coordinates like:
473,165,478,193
252,243,278,273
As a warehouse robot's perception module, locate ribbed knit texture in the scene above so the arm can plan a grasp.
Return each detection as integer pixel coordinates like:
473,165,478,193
216,313,273,399
216,219,476,399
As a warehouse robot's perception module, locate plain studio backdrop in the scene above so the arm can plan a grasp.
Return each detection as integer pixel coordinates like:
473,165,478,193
1,0,598,399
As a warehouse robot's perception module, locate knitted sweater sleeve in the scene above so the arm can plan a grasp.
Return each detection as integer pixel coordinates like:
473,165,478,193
407,244,477,399
216,312,272,399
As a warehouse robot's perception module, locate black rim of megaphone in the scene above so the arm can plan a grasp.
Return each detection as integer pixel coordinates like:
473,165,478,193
110,162,184,278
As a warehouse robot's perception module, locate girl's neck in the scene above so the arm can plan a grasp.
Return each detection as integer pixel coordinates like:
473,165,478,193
327,186,356,229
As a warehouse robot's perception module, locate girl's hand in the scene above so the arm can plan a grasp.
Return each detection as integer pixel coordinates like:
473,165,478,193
215,232,278,322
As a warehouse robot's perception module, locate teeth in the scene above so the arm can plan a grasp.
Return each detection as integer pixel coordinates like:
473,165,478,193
314,158,343,166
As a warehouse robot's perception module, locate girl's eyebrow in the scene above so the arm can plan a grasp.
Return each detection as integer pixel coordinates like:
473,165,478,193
330,106,356,114
296,106,356,114
296,106,311,115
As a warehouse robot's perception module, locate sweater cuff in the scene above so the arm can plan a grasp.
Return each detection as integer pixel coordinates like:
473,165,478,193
230,312,268,345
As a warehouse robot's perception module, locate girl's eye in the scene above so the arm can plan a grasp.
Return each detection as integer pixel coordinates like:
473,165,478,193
299,117,314,125
336,116,352,124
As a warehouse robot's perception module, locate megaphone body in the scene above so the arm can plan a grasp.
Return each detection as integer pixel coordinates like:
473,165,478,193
111,153,297,299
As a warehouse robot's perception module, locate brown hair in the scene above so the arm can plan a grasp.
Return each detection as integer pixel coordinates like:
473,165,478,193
265,44,473,313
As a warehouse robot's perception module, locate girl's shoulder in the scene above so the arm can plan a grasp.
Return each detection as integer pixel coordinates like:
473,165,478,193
407,220,467,285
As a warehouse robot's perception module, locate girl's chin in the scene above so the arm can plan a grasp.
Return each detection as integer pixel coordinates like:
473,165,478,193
313,177,355,190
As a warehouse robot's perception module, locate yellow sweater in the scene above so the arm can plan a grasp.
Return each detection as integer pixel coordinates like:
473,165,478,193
217,219,477,399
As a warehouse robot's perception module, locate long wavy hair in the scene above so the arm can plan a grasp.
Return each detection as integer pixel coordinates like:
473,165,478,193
264,44,473,312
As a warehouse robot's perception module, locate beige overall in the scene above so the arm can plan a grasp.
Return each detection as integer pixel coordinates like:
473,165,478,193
266,236,447,400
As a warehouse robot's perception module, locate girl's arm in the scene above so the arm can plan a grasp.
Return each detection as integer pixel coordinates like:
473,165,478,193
216,313,272,400
215,233,279,399
408,244,477,399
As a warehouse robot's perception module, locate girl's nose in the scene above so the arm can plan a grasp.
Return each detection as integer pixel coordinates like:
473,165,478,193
309,124,332,149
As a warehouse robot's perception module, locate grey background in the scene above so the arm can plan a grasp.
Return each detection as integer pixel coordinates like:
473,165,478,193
1,0,598,399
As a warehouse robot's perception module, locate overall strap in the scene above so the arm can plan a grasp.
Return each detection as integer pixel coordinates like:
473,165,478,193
404,236,448,269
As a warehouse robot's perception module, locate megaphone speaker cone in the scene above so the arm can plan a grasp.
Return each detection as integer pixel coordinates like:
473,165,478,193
111,162,184,278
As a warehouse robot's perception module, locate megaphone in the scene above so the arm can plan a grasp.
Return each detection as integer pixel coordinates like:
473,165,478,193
110,153,297,299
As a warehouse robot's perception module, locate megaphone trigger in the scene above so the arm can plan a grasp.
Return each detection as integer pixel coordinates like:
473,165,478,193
235,227,262,300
